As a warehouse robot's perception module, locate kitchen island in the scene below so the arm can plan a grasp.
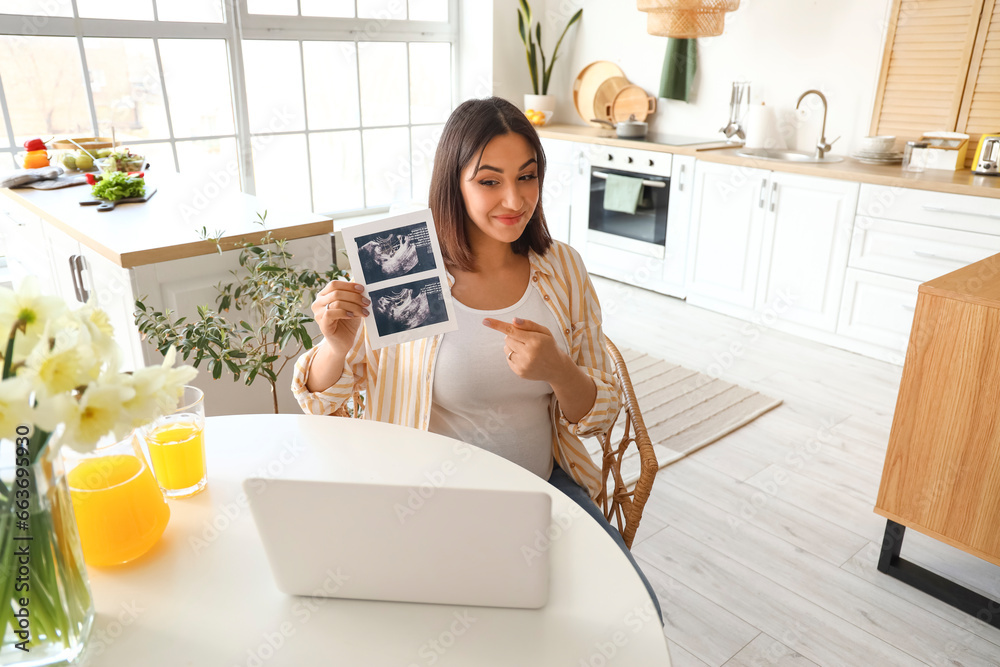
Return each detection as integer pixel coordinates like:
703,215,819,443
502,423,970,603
0,173,335,415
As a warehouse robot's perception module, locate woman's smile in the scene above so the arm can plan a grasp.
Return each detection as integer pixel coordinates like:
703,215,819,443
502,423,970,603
493,211,525,226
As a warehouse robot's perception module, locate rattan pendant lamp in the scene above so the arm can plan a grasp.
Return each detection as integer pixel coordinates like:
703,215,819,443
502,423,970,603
637,0,740,38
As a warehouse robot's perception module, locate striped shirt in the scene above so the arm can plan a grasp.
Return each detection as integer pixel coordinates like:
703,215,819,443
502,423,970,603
291,240,621,498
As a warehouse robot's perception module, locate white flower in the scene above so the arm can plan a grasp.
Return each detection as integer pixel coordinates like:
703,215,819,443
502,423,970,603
0,376,32,440
22,316,103,398
58,379,136,451
75,301,117,359
0,276,68,357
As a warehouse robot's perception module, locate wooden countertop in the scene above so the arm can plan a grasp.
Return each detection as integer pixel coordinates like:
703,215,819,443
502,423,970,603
1,173,333,269
537,124,1000,200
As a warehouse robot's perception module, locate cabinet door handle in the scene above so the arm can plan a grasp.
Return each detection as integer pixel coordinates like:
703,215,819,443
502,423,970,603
68,254,84,302
769,182,778,212
759,179,767,209
922,205,1000,220
678,164,686,192
913,249,966,264
74,255,90,303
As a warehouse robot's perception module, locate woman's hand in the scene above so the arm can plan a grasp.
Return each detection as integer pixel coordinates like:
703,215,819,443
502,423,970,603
312,280,370,353
481,317,569,383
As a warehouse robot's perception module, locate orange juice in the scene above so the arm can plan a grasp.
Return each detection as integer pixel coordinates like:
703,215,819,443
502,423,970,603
145,419,206,496
68,454,170,567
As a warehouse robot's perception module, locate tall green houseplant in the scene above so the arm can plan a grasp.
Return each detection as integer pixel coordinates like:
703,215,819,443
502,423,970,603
517,0,583,95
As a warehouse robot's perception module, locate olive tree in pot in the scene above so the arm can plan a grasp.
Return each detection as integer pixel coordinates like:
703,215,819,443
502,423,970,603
134,212,347,414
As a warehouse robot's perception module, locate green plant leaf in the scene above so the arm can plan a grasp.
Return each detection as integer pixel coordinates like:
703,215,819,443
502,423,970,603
518,0,531,27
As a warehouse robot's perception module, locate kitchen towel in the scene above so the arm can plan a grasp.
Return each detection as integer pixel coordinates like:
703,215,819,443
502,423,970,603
659,38,697,102
602,173,644,215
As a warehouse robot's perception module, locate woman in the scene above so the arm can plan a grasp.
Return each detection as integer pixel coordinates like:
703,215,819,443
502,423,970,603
292,96,662,621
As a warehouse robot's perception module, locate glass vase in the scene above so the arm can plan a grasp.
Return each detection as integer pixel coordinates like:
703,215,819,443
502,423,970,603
1,430,94,666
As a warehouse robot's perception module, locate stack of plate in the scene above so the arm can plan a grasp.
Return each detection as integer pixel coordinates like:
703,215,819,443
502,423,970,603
851,150,904,165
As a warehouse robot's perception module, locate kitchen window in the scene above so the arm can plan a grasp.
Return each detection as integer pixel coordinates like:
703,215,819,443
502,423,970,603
0,0,457,215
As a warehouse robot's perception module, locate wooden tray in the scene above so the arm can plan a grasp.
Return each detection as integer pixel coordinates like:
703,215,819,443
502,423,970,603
573,61,626,126
606,85,657,124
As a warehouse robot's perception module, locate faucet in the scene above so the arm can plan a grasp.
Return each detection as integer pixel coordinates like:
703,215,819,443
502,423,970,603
796,90,838,159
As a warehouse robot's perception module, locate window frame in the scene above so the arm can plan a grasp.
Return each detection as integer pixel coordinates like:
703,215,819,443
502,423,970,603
0,0,459,215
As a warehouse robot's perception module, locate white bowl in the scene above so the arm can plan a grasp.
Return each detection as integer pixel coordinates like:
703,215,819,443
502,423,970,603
860,135,896,153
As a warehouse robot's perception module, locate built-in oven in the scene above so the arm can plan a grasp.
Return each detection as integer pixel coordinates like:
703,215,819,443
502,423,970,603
588,165,671,259
572,144,693,299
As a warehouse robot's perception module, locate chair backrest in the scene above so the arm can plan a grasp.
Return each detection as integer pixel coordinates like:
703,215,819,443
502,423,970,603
597,338,657,550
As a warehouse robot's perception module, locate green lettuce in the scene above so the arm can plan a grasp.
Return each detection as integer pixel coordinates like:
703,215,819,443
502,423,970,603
91,171,145,201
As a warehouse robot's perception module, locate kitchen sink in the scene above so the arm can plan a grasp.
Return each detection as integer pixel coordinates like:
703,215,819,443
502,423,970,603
736,148,843,163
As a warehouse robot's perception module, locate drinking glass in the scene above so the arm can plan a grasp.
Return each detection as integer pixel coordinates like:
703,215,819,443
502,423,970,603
143,385,207,498
65,431,171,567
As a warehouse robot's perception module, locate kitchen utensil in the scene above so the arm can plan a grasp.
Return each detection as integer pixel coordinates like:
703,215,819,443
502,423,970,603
605,84,657,124
573,61,626,126
79,187,157,211
720,81,750,141
972,133,1000,176
593,76,631,123
590,116,648,139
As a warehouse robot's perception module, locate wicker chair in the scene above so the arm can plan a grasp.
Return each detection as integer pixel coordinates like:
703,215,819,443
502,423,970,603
595,338,658,550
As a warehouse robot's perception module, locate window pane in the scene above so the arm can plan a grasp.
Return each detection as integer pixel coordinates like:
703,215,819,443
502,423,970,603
247,0,295,15
310,131,363,213
410,124,441,205
129,141,176,172
0,109,9,148
300,0,353,17
0,0,72,16
242,40,305,134
358,42,408,127
251,133,311,211
408,0,447,21
84,38,170,142
155,0,223,22
176,137,241,195
362,127,410,207
159,39,235,138
357,0,406,20
77,0,153,20
409,43,450,124
303,41,359,130
0,36,92,144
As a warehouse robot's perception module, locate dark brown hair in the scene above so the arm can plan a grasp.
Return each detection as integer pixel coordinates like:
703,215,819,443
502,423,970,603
428,96,552,272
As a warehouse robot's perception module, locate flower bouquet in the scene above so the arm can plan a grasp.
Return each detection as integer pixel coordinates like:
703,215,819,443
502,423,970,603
0,277,196,665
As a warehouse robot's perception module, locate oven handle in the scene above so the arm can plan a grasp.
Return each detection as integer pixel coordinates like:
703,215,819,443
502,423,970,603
591,171,667,189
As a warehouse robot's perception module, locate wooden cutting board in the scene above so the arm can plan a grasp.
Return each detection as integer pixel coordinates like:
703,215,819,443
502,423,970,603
608,85,657,124
79,187,157,211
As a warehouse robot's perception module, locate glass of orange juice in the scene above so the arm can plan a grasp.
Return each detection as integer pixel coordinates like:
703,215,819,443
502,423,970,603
65,431,171,567
143,385,207,499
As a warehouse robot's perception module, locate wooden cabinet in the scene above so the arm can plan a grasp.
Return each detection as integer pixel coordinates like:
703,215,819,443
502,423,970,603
874,253,1000,626
686,161,768,314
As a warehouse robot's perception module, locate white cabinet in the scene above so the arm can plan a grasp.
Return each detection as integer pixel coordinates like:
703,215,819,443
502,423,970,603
688,163,859,335
0,198,59,295
540,137,576,244
836,184,1000,362
686,161,769,314
756,172,858,332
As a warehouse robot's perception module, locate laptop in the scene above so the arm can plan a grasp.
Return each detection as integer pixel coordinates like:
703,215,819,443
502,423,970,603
243,478,552,609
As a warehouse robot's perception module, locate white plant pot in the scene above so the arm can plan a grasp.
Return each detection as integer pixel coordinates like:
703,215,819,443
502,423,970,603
524,94,556,126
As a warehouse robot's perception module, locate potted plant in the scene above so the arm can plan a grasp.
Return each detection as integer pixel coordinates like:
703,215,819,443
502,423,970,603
134,213,347,414
517,0,583,125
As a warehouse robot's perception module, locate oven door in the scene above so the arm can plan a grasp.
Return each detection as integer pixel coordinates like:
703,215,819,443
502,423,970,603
587,167,670,259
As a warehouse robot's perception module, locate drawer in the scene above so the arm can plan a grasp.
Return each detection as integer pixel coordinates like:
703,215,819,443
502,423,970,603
857,184,1000,235
849,217,1000,282
838,268,920,353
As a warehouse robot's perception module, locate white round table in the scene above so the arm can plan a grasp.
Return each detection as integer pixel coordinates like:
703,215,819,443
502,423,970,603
78,415,671,666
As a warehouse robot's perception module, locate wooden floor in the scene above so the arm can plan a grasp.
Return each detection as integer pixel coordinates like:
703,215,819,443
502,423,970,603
590,276,1000,667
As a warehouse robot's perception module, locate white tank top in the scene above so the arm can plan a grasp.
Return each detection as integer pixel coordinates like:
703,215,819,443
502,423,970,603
428,282,569,479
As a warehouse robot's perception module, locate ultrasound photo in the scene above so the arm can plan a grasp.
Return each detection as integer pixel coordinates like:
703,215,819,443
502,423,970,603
355,222,436,285
370,278,449,337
